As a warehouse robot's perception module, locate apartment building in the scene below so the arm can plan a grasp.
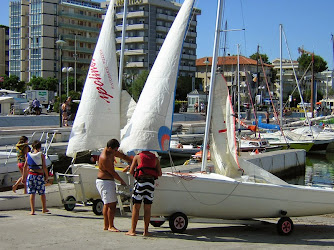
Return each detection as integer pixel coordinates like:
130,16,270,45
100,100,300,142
196,56,273,102
9,0,200,86
272,58,334,103
9,0,103,82
104,0,200,79
271,58,301,101
0,25,10,76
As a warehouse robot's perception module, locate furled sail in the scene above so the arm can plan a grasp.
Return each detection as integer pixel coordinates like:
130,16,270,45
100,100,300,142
120,0,195,154
66,0,120,158
211,74,287,185
210,74,241,177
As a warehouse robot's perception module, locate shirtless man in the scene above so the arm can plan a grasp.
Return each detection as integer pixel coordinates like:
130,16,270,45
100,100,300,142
96,139,132,232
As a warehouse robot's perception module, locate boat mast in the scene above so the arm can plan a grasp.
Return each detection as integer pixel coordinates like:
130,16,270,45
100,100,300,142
118,0,128,89
332,34,334,97
279,24,283,128
237,44,240,130
201,0,224,172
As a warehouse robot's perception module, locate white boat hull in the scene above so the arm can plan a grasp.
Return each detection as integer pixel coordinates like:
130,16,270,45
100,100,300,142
70,163,130,201
151,172,334,219
68,163,334,221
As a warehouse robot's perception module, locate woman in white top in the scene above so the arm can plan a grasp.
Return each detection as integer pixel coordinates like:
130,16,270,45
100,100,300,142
22,140,49,215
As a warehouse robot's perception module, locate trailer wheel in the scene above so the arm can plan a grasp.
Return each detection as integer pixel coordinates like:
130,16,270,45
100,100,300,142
64,196,76,211
92,199,104,215
277,217,294,235
169,212,188,233
150,220,165,227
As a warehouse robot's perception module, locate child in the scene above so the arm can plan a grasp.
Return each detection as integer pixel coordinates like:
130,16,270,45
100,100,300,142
12,136,30,193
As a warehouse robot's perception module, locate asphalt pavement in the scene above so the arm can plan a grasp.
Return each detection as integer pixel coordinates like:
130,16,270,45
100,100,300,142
1,205,334,249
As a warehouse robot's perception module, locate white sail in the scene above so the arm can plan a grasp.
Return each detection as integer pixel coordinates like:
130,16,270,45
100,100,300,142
66,0,120,158
210,74,240,177
210,74,287,184
120,0,195,154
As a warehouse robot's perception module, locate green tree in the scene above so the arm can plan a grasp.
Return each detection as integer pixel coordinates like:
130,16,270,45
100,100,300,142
131,70,149,101
44,77,58,92
249,53,270,64
29,76,45,89
1,75,25,91
77,65,89,92
298,54,327,73
302,89,323,103
29,76,58,92
328,87,334,97
176,76,192,100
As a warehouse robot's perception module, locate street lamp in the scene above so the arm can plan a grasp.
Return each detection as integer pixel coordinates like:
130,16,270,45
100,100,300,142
258,85,265,105
56,37,66,127
74,33,78,92
62,67,74,97
203,57,210,112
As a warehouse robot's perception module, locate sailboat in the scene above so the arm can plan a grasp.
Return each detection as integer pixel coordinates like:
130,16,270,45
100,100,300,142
66,0,134,158
62,0,196,213
120,0,334,235
62,0,135,213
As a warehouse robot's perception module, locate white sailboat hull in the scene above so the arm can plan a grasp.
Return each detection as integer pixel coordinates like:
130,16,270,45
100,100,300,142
68,164,334,220
151,172,334,219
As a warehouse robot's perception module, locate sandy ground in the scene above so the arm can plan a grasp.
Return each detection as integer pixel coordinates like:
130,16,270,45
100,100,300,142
1,205,334,249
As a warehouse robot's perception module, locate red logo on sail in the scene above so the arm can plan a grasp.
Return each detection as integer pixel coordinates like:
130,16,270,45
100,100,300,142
88,58,113,103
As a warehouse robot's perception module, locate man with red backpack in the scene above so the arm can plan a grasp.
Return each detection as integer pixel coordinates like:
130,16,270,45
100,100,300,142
125,151,162,236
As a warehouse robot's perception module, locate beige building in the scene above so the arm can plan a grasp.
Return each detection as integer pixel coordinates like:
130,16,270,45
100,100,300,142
0,25,9,76
196,56,273,103
272,58,300,101
272,59,333,103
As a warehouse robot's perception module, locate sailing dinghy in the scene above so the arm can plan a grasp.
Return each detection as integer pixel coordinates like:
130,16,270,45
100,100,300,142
62,0,135,214
119,0,334,235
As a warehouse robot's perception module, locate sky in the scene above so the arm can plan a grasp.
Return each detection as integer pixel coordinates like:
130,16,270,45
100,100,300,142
1,0,333,69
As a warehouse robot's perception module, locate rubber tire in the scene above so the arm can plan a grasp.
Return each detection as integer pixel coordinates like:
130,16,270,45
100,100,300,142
169,212,188,233
92,199,104,215
150,220,165,227
64,196,76,211
277,217,294,235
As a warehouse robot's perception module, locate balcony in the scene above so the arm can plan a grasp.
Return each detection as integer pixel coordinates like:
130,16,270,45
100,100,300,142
155,38,165,44
62,56,91,64
59,11,102,23
156,26,169,33
59,23,100,33
116,23,148,32
62,45,94,54
179,65,196,72
116,37,147,43
181,54,196,60
61,0,104,11
126,61,147,68
183,42,196,49
122,49,147,55
187,31,197,38
156,13,174,21
62,34,98,44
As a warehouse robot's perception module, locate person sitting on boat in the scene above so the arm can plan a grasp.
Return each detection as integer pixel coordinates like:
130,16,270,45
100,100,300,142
96,139,132,232
22,140,49,215
126,151,162,236
12,136,31,193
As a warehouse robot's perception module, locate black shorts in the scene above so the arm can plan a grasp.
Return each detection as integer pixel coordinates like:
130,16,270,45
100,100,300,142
132,178,155,204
